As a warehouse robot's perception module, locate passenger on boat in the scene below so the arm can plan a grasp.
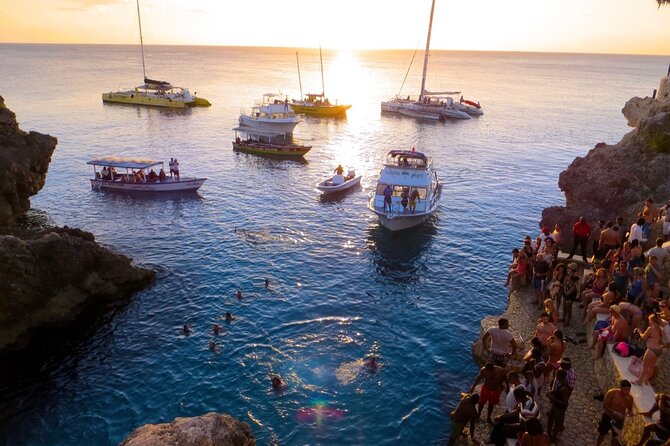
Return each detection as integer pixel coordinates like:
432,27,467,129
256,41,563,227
101,166,110,180
147,169,158,182
410,189,420,213
173,159,180,181
335,164,344,175
401,188,409,211
383,185,393,211
158,168,166,182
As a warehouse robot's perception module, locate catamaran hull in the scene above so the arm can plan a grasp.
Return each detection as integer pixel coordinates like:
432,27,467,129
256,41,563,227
381,100,470,120
289,104,351,117
233,142,311,157
90,178,205,192
102,92,195,108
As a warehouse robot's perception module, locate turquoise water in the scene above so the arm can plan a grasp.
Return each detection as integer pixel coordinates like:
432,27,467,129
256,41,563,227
0,44,667,445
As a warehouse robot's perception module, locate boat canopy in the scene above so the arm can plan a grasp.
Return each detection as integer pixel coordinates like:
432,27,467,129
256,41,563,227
144,78,172,88
233,126,292,138
385,150,428,167
87,156,163,170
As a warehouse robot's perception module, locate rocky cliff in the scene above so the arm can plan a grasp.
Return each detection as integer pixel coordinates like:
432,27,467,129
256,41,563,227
119,413,255,446
0,95,155,353
541,77,670,245
0,95,57,225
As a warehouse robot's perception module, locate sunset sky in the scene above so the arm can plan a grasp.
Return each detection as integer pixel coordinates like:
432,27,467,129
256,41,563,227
1,0,669,55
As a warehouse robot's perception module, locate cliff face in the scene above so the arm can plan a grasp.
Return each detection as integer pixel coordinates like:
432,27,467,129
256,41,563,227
541,78,670,243
0,95,155,354
119,413,256,446
0,95,57,225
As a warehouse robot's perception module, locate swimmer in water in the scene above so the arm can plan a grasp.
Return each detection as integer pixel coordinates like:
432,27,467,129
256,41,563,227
213,324,221,335
368,355,378,370
225,312,235,322
209,340,220,352
183,324,192,335
237,290,243,299
271,375,283,390
265,279,270,288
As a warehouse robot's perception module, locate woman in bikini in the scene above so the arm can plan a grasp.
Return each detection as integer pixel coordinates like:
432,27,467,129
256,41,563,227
633,313,664,386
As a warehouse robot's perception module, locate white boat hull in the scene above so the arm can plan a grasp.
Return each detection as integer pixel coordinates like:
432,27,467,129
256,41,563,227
375,212,431,231
238,115,299,134
90,177,205,192
316,175,362,194
381,99,470,120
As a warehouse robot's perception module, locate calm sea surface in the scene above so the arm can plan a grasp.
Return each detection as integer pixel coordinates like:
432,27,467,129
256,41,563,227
0,44,667,445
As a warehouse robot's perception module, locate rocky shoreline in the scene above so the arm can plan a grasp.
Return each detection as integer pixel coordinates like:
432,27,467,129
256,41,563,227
0,95,254,445
465,75,670,445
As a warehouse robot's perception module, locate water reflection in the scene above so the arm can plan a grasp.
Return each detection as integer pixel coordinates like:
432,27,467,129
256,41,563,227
365,215,438,283
232,152,309,168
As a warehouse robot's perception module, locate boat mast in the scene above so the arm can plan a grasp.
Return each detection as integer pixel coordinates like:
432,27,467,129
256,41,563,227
419,0,436,100
136,0,147,81
319,45,326,98
295,52,303,99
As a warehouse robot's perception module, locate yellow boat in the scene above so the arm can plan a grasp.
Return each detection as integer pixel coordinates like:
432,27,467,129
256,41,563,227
102,0,210,109
290,94,352,117
293,50,351,118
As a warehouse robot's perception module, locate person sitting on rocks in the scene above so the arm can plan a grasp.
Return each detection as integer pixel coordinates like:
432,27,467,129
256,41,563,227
581,268,609,310
618,300,643,331
505,251,528,292
592,305,628,359
635,392,670,446
584,282,618,325
489,387,540,446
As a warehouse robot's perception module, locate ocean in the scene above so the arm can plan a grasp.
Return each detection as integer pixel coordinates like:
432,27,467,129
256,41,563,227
0,43,667,445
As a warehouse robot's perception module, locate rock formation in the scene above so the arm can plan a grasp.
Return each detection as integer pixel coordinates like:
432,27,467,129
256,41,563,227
0,95,57,225
541,76,670,247
119,413,255,446
0,95,155,353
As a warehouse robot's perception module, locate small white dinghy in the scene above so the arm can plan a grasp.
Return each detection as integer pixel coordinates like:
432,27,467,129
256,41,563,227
316,168,361,195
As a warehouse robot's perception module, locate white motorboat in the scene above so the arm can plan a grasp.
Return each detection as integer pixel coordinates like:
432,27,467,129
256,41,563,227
316,168,361,194
239,93,301,134
87,156,206,192
380,0,482,120
367,149,442,231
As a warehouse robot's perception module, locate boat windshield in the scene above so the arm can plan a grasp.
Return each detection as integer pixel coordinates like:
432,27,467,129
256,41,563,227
375,184,427,200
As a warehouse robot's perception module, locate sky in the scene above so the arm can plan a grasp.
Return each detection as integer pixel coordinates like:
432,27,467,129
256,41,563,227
0,0,669,55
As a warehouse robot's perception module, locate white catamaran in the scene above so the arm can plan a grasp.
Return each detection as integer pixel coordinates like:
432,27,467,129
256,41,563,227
381,0,483,120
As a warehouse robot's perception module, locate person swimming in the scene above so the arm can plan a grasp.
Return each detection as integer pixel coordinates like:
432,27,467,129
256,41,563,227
225,312,235,321
213,324,221,335
271,375,284,390
237,290,243,299
264,279,270,288
183,324,192,335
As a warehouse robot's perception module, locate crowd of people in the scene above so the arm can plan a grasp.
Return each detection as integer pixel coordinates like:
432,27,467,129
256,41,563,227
449,198,670,445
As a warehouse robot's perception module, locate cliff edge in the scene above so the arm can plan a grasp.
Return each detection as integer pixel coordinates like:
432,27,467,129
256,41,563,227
541,76,670,242
0,95,155,354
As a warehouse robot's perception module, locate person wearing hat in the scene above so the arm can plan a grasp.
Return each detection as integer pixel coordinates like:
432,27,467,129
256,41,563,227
592,305,628,360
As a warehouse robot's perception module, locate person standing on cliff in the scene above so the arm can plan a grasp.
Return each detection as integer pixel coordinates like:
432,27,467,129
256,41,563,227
481,318,517,368
568,217,591,264
447,393,480,446
596,380,634,446
470,362,506,424
640,198,659,241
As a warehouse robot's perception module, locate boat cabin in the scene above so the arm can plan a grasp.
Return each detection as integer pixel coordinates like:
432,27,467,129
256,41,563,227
87,156,166,183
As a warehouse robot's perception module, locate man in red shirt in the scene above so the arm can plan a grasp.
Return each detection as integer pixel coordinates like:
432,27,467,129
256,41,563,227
568,217,591,263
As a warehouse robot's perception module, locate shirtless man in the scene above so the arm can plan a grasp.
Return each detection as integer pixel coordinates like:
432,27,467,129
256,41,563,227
534,313,557,351
599,221,620,258
470,362,506,424
448,393,480,446
596,380,634,446
635,392,670,446
640,198,659,240
544,330,565,383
